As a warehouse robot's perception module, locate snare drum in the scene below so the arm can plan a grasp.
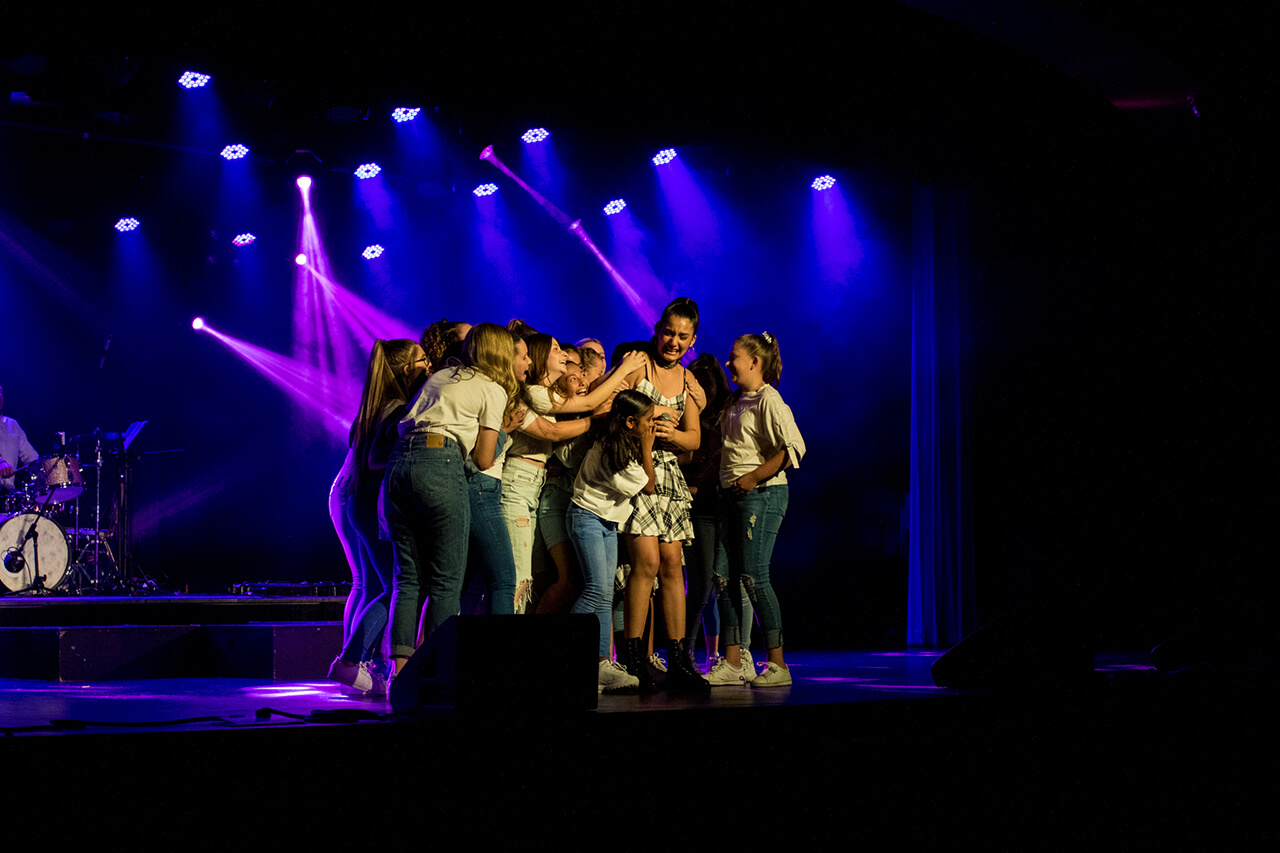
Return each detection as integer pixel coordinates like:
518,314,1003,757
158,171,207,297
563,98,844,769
28,454,84,503
0,512,70,592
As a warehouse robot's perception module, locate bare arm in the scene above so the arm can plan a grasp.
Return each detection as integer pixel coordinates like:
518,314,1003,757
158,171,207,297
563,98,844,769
659,378,703,454
472,428,498,472
521,415,591,442
639,419,657,495
556,350,648,414
730,449,790,495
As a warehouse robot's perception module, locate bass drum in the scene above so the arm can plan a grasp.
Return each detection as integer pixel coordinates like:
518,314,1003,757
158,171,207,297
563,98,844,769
0,512,70,593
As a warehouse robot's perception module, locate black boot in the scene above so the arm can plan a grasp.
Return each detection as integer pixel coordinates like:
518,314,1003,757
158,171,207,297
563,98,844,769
623,637,658,694
665,638,710,693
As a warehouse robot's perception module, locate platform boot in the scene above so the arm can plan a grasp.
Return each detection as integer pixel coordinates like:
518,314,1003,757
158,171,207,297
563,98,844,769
664,637,711,693
623,637,658,694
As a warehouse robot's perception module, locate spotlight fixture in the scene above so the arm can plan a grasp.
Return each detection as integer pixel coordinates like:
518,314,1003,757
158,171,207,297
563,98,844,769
391,107,421,123
811,175,837,191
354,163,382,179
362,244,385,259
295,254,307,266
232,233,256,247
521,128,550,143
473,183,499,197
114,217,140,232
603,199,627,216
178,71,211,89
220,144,250,161
652,148,677,166
191,317,206,331
296,175,313,191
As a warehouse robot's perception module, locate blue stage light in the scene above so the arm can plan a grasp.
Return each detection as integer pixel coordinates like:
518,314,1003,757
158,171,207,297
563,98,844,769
521,128,550,143
652,148,678,166
811,175,837,191
473,183,499,197
232,233,256,246
221,144,250,161
362,244,385,259
603,199,627,216
354,163,382,179
114,217,140,232
178,71,211,89
391,107,421,123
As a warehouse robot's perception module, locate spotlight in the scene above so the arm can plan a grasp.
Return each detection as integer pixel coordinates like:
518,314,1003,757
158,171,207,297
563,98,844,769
811,175,837,191
479,145,495,161
114,217,140,232
652,148,677,166
296,175,313,191
232,233,256,246
603,199,627,216
521,128,549,143
221,144,250,160
178,71,211,89
362,244,385,259
391,107,421,123
191,317,205,331
473,183,499,197
295,254,307,266
354,163,381,179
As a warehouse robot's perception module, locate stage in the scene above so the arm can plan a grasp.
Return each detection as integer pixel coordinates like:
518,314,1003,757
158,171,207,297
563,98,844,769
1,607,1270,846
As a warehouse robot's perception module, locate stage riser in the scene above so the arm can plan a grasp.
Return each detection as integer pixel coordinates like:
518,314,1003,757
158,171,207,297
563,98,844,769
0,623,341,681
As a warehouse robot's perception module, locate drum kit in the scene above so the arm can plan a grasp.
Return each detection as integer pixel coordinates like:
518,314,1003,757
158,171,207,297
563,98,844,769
1,423,153,596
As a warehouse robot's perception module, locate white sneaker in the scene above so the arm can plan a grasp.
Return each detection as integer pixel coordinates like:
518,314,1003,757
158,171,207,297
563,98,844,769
599,659,640,693
704,656,750,686
750,661,792,688
327,657,373,693
741,649,758,683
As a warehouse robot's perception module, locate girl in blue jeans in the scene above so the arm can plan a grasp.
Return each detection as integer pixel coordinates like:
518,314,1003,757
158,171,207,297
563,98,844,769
566,389,657,694
706,332,807,688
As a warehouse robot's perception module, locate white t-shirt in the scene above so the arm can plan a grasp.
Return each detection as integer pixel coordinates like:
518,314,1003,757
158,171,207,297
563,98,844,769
571,442,650,523
507,384,556,463
399,366,506,457
0,415,39,491
718,385,806,489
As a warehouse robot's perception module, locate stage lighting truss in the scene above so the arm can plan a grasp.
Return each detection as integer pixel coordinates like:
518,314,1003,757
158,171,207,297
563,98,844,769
178,71,211,89
811,175,837,191
603,199,627,216
362,244,385,259
355,163,382,179
652,148,678,165
473,183,499,197
391,107,421,123
114,217,140,232
221,144,250,161
232,233,256,246
521,128,550,143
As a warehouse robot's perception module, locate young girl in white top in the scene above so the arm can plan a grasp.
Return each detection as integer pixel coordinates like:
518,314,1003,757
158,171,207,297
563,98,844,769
705,332,806,688
566,389,657,693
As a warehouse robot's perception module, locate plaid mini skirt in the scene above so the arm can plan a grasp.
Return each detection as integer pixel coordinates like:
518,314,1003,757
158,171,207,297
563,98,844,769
620,448,695,542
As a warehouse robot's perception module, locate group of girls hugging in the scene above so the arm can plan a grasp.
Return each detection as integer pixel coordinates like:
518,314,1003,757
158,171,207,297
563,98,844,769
327,295,806,696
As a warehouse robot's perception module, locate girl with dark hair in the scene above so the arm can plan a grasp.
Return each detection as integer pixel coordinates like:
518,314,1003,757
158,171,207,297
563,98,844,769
330,338,427,693
614,296,711,692
566,388,658,693
705,332,805,688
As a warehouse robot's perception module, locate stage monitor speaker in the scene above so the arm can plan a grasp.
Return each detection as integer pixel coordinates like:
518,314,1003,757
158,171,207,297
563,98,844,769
930,603,1094,688
390,614,598,714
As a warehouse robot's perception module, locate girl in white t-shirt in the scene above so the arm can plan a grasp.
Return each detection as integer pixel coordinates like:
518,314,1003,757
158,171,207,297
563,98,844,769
704,332,806,689
566,389,657,693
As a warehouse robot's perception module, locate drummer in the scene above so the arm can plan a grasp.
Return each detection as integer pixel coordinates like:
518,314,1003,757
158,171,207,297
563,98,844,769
0,385,39,494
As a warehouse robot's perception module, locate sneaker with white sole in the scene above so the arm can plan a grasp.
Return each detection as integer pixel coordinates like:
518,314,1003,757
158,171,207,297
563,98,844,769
599,659,640,694
750,661,792,688
704,656,750,686
741,649,758,683
327,657,373,693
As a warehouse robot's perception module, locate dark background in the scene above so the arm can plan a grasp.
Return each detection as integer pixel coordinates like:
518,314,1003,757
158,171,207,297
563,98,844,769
2,3,1272,650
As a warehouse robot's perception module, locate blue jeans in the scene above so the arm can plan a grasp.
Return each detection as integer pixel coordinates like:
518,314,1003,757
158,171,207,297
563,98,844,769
499,457,546,611
717,484,788,650
342,486,392,662
382,435,470,657
464,472,517,615
566,504,617,657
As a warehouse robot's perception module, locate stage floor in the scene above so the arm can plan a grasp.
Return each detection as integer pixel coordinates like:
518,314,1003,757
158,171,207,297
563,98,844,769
0,648,1144,737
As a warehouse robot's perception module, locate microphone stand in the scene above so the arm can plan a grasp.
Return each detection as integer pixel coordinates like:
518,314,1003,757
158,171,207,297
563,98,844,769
4,489,58,594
